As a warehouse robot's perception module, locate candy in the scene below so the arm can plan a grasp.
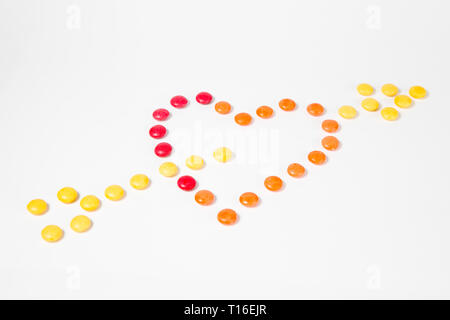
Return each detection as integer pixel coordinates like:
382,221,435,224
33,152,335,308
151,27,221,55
338,106,357,119
381,84,398,97
287,163,306,178
196,92,213,105
361,98,380,112
308,151,327,165
177,175,196,191
239,192,259,207
170,95,188,108
409,86,427,99
153,108,170,121
195,190,215,206
130,174,150,190
217,209,238,225
70,215,92,233
149,125,167,139
394,95,413,108
279,98,296,111
41,225,63,242
27,199,48,215
80,195,100,211
256,106,273,119
186,155,204,170
159,162,178,177
213,147,233,163
380,107,399,121
307,103,324,116
321,120,339,133
234,112,252,126
154,142,172,157
215,101,232,114
321,136,340,151
264,176,283,191
105,185,125,201
57,187,78,204
357,83,374,96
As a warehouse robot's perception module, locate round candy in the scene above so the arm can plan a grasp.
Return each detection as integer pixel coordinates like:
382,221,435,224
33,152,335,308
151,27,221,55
154,142,172,157
308,151,327,165
217,209,238,225
234,112,252,126
213,147,233,163
409,86,427,99
239,192,259,207
357,83,374,96
153,108,170,121
195,190,215,206
287,163,306,178
307,103,324,116
361,98,380,112
215,101,232,114
80,195,100,211
394,95,413,108
41,225,63,242
321,120,339,133
196,92,213,105
338,105,357,119
149,125,167,139
159,162,178,177
186,155,204,170
264,176,283,191
57,187,78,204
177,175,196,191
130,174,150,190
27,199,48,216
381,84,399,97
380,107,399,121
321,136,340,151
170,95,188,108
70,215,92,233
279,98,296,111
256,106,273,119
105,185,125,201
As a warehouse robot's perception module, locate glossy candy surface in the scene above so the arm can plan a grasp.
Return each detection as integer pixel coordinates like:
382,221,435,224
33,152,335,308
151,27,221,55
57,187,78,204
381,84,399,97
394,95,413,108
308,151,327,165
170,95,188,108
307,103,324,116
177,175,196,191
27,199,48,215
234,112,252,126
264,176,283,191
153,108,170,121
159,162,178,177
217,209,238,225
256,106,273,118
239,192,259,207
105,185,125,201
278,98,296,111
154,142,172,157
380,107,399,121
214,101,231,114
41,225,63,242
321,136,340,151
287,163,306,178
186,155,204,170
409,86,427,99
321,120,339,133
196,92,213,105
149,125,167,139
338,106,357,119
213,147,232,163
357,83,374,96
70,215,92,233
80,195,100,211
130,174,150,190
361,98,379,112
195,190,215,206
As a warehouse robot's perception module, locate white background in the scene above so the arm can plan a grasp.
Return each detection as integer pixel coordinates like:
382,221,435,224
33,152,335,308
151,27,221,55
0,0,449,299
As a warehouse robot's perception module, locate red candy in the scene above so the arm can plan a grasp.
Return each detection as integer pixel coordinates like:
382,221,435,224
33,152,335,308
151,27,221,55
154,142,172,157
153,108,170,121
149,125,167,139
170,95,188,108
196,92,213,105
177,175,196,191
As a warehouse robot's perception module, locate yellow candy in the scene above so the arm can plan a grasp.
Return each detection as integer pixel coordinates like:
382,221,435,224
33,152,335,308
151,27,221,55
338,106,357,119
394,95,413,108
41,225,63,242
105,185,125,201
186,155,204,170
213,147,233,163
27,199,48,215
361,98,380,112
130,174,150,190
57,187,78,204
381,107,399,121
409,86,427,99
80,195,100,211
357,83,374,96
381,84,399,97
159,162,178,177
70,215,92,233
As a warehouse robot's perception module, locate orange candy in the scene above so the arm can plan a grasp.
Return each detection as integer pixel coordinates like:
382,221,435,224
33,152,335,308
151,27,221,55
195,190,215,206
239,192,259,207
308,150,327,165
287,163,306,178
256,106,274,119
264,176,283,191
215,101,232,114
217,209,238,225
321,136,340,151
234,112,252,126
321,120,339,133
307,103,324,116
278,98,296,111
